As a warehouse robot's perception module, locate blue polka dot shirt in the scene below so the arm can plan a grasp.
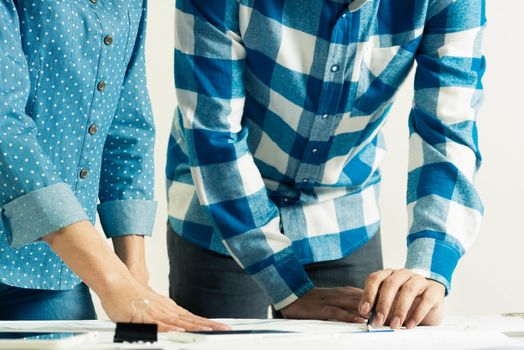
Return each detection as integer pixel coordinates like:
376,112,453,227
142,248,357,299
0,0,156,290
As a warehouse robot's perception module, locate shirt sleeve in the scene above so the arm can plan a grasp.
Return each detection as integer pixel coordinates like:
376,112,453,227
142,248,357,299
174,0,313,309
405,0,486,292
0,1,89,249
97,0,157,239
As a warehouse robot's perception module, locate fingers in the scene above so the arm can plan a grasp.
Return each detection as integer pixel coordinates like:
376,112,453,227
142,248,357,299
362,269,413,327
165,317,215,332
146,301,231,332
407,286,444,328
320,305,364,323
359,269,393,317
388,276,426,329
151,313,230,333
156,321,185,333
327,287,363,312
178,315,232,331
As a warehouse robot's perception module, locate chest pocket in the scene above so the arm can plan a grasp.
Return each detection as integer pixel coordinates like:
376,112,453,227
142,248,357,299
352,32,422,116
18,1,80,69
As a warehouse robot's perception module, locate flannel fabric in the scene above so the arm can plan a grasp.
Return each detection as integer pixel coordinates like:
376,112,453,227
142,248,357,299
167,0,486,309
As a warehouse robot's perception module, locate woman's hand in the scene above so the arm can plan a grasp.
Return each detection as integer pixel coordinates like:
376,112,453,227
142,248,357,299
44,221,230,332
100,279,231,332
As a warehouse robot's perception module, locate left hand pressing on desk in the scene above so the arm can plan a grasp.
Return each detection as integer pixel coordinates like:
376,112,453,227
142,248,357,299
359,269,445,330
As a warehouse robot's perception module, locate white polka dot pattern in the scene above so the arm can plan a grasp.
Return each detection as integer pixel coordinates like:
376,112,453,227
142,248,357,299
0,0,156,290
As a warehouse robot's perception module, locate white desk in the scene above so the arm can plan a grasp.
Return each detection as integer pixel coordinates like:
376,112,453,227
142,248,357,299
1,316,523,350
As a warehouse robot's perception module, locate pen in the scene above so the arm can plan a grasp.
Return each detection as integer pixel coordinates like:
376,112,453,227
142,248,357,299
366,298,395,333
366,299,378,332
366,310,376,331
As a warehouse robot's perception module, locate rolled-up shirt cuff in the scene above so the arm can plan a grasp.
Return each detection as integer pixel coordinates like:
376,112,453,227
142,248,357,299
244,248,314,310
97,199,157,238
2,183,89,249
405,237,460,294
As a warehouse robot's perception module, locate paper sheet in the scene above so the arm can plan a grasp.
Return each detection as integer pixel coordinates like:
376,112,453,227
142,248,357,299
180,328,524,350
0,320,115,333
216,318,374,333
0,316,523,350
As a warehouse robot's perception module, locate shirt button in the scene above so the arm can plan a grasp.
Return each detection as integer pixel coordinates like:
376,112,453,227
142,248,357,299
103,35,113,46
80,169,89,179
330,64,339,72
302,178,309,183
89,0,97,3
312,148,318,153
97,81,106,92
88,124,98,135
322,114,329,120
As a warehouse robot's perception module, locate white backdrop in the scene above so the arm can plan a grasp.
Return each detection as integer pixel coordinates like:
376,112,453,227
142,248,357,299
93,0,524,318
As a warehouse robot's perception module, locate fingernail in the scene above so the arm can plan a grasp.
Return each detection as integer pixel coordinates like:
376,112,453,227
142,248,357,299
391,317,401,330
373,312,384,327
406,320,416,329
361,302,371,315
200,327,213,331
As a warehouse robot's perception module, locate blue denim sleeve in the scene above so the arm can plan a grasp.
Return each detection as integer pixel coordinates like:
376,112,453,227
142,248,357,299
0,2,89,248
2,184,89,249
97,0,157,238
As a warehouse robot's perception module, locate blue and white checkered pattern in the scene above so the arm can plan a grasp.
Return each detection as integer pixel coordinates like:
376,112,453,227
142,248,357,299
167,0,486,309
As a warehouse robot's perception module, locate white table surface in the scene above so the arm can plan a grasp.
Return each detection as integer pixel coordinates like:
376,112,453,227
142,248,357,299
1,315,524,350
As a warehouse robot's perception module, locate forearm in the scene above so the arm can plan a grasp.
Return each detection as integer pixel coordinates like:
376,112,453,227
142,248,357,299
113,235,146,268
43,221,135,298
112,235,150,286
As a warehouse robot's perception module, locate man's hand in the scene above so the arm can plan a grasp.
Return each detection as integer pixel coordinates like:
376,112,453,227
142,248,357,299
280,287,366,323
359,269,445,330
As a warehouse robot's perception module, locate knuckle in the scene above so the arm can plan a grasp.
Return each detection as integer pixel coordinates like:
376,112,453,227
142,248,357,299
403,282,419,295
368,272,380,283
423,290,440,302
382,278,397,290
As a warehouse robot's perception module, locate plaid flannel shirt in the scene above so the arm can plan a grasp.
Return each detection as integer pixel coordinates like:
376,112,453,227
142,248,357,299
167,0,486,309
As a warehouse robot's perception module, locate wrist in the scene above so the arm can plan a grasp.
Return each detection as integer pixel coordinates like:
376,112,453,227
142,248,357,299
43,221,139,299
112,235,146,264
112,235,149,286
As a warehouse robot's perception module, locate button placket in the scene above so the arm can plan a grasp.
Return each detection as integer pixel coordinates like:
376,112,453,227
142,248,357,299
97,80,106,92
88,123,98,135
103,35,113,46
76,4,114,192
80,168,89,179
295,14,360,187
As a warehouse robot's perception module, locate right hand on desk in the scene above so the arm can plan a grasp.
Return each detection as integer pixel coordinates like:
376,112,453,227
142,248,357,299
100,280,231,332
280,287,367,323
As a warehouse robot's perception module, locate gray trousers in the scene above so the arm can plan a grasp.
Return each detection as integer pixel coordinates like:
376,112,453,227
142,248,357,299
167,226,383,318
